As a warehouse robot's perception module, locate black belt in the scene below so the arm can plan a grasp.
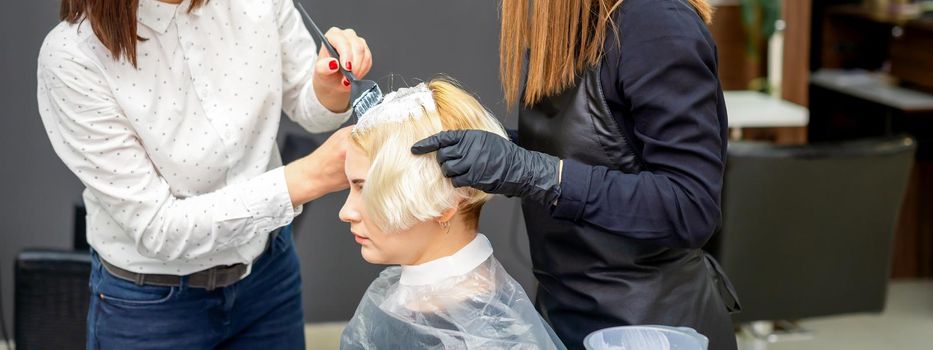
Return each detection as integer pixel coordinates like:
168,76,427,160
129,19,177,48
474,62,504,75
99,227,282,291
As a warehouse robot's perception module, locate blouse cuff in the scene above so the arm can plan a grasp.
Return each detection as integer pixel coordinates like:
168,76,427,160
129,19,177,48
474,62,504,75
301,81,353,130
239,166,297,232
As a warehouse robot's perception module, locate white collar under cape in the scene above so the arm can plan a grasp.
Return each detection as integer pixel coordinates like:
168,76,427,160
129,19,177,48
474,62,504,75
399,234,494,286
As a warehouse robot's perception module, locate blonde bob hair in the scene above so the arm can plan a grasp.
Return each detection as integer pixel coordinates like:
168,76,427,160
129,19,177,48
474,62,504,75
350,78,507,233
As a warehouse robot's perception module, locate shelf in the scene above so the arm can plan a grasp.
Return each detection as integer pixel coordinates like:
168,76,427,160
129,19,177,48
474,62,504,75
724,91,809,129
825,4,923,26
810,69,933,114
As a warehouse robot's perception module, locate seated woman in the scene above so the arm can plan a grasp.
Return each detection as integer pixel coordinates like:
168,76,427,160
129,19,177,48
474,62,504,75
338,79,565,350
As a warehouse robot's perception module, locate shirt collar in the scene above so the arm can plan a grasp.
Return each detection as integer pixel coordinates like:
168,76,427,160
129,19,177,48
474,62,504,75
399,234,494,286
138,0,203,34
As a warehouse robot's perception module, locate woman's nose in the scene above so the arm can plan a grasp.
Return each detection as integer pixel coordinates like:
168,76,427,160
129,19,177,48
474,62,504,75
339,199,360,223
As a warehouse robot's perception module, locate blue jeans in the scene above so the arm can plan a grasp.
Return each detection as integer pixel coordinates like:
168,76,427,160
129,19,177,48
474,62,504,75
87,226,304,349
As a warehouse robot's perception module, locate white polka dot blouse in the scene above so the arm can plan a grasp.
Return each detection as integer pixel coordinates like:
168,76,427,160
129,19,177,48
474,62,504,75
36,0,350,275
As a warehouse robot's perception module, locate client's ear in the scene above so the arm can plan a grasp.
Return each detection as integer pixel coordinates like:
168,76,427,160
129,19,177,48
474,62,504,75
436,202,461,224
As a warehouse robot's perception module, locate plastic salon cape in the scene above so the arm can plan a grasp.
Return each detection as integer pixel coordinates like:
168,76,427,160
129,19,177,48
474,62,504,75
340,234,566,350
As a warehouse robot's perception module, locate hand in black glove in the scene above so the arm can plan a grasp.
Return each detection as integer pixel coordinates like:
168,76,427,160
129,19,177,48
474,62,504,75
411,129,561,206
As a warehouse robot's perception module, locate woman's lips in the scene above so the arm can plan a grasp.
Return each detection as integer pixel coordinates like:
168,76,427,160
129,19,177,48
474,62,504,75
352,232,369,244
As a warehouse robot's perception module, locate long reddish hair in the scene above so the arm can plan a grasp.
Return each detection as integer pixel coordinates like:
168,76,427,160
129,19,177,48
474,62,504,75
60,0,209,67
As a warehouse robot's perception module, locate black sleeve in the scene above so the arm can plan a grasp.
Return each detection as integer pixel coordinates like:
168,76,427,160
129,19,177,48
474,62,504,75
551,0,727,249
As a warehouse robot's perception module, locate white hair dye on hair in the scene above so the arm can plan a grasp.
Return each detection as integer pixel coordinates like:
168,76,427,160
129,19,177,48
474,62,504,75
353,83,436,132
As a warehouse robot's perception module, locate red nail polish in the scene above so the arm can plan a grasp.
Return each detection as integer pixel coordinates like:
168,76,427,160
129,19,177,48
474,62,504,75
343,79,350,87
329,60,338,70
346,61,352,71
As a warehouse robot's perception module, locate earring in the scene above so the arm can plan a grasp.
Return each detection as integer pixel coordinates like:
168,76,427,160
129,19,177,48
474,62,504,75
439,221,450,234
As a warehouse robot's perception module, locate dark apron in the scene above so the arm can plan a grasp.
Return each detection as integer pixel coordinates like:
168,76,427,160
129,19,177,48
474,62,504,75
518,67,741,350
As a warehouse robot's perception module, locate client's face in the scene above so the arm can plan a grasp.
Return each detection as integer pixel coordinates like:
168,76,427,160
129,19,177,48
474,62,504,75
339,143,443,265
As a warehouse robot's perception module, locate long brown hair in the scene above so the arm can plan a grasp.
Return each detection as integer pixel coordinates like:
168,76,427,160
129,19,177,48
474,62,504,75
500,0,713,108
60,0,208,67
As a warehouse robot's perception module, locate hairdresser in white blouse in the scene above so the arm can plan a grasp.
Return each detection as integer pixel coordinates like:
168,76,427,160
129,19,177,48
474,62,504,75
36,0,371,348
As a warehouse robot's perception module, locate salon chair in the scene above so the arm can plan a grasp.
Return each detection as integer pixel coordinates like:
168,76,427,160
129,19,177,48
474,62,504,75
709,136,915,331
14,250,91,350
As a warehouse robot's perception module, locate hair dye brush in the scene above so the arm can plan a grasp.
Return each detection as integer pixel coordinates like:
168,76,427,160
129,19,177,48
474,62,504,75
294,0,383,118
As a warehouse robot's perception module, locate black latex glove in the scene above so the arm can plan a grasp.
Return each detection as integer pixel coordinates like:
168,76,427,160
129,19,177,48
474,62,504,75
411,129,561,206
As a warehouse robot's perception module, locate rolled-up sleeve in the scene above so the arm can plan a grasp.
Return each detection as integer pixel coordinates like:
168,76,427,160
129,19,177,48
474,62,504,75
275,0,351,133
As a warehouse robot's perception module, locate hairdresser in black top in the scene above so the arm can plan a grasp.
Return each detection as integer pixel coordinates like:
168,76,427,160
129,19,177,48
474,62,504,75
412,0,740,348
